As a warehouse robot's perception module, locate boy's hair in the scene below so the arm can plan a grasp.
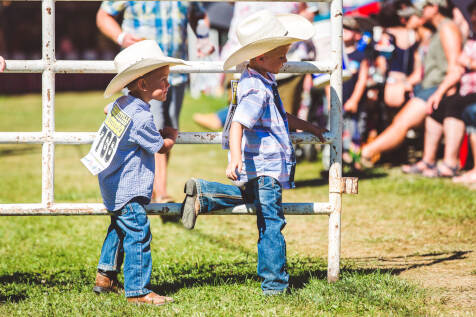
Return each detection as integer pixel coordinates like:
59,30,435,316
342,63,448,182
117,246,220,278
126,65,167,91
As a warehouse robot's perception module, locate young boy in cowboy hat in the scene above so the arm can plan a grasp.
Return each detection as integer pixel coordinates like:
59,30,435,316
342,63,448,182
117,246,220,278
181,10,326,295
81,40,184,306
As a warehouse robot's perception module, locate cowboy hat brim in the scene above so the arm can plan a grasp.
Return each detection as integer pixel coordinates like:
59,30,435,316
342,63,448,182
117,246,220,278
223,14,315,70
104,57,186,98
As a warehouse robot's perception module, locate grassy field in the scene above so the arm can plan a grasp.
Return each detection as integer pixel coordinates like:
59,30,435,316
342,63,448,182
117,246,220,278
0,91,475,316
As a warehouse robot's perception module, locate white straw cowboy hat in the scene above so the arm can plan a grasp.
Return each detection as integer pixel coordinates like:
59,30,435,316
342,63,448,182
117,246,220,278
223,10,315,70
104,40,186,98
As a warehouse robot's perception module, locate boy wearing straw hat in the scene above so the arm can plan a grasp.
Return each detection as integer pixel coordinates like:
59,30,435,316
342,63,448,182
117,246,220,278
181,10,326,294
81,40,184,305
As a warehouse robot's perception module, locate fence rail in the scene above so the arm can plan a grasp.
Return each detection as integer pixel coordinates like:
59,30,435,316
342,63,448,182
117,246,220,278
4,60,335,74
0,0,346,282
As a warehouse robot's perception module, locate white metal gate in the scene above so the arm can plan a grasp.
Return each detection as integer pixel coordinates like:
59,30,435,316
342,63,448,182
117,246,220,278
0,0,355,282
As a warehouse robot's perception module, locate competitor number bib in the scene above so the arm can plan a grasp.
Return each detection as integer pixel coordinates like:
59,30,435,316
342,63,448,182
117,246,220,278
81,103,132,175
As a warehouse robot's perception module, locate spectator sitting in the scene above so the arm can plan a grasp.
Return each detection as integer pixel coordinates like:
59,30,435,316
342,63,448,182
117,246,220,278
375,0,423,109
402,0,476,177
361,0,463,166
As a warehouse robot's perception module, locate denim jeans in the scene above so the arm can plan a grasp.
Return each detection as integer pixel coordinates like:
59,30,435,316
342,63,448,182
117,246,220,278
462,103,476,134
97,201,152,297
195,176,289,293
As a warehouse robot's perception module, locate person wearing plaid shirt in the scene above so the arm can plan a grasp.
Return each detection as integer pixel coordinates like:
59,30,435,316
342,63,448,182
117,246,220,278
402,0,476,177
97,1,214,204
179,11,326,295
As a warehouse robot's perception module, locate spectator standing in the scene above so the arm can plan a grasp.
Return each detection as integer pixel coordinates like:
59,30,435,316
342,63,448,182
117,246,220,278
96,1,214,204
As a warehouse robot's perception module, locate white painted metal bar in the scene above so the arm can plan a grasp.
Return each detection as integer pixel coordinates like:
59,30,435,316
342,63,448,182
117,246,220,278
0,0,346,283
0,131,333,145
9,0,334,3
3,60,334,74
0,202,333,216
327,0,343,283
41,0,55,206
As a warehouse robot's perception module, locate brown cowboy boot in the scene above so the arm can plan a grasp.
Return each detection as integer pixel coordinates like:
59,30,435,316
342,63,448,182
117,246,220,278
93,272,122,294
127,292,173,306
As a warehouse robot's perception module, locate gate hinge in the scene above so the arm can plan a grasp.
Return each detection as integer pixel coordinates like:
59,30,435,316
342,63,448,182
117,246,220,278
329,177,358,194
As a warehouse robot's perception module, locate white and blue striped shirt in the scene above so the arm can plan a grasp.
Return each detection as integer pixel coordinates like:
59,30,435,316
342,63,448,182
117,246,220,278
231,67,296,189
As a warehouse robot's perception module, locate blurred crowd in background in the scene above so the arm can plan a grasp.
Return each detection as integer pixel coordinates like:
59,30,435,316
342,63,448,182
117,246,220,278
1,0,476,183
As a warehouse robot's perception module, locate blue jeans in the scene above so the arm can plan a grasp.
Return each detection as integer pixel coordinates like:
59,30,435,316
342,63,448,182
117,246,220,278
462,103,476,134
97,201,153,297
195,176,289,293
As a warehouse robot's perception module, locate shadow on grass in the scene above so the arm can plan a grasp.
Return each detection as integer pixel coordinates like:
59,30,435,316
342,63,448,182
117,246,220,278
294,170,388,188
0,146,39,157
347,250,472,274
0,250,470,303
0,269,92,303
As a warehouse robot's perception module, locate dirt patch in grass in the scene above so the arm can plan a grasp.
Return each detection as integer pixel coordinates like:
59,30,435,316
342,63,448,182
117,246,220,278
281,213,476,315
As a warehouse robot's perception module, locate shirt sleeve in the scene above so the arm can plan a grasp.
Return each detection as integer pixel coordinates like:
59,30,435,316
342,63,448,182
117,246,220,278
100,1,127,16
232,87,266,129
131,119,164,154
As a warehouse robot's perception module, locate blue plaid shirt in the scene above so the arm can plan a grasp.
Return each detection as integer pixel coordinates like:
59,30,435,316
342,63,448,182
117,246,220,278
100,1,205,85
98,95,164,211
231,67,296,189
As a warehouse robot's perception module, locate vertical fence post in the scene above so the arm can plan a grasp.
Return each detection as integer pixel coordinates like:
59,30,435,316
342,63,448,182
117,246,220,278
328,0,343,283
41,0,55,207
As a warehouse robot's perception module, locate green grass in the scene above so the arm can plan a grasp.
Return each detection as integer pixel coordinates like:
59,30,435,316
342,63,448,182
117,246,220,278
0,90,474,315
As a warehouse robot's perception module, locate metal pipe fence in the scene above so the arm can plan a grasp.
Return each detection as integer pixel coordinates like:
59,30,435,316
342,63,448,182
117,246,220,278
0,0,354,282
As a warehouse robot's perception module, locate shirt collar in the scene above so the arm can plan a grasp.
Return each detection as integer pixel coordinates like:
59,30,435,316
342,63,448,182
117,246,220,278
246,66,277,86
125,95,151,110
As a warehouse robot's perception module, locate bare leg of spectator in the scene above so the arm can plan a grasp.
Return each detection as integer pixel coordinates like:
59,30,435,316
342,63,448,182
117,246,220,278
421,116,443,165
442,117,465,169
362,98,427,161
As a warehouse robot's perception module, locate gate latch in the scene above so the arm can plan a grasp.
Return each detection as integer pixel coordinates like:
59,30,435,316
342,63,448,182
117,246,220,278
329,177,358,194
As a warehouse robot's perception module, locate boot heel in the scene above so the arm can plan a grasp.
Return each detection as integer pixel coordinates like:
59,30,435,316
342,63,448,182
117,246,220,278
184,179,197,196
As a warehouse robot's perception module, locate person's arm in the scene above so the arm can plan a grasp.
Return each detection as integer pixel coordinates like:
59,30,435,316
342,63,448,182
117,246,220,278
0,56,5,72
225,121,243,180
96,8,141,48
426,23,464,112
158,126,178,154
287,112,327,142
406,48,423,88
344,58,369,113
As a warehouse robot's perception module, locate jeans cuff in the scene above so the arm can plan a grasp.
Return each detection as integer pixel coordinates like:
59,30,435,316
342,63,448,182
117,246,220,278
125,289,152,298
195,179,204,213
97,264,117,272
262,288,287,295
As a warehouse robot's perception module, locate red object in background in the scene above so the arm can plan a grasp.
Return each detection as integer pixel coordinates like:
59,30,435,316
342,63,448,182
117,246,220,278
345,1,381,17
460,133,469,169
